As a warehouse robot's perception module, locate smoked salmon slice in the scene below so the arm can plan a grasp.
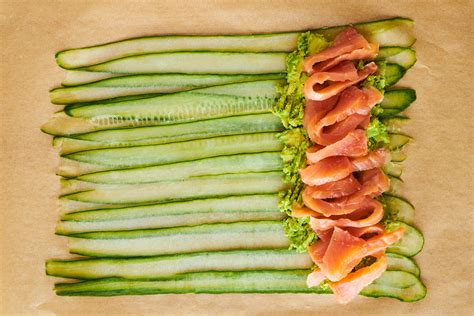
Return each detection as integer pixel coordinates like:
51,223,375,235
308,86,379,145
351,148,388,171
313,43,379,73
306,129,368,164
300,156,354,186
305,174,361,199
306,61,359,85
303,27,370,73
328,255,388,304
304,62,378,101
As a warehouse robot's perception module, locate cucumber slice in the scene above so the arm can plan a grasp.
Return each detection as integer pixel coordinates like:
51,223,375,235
380,89,416,117
387,176,404,197
54,113,283,154
385,253,420,277
390,150,407,162
62,70,124,86
384,63,406,87
376,47,416,69
65,80,280,119
362,270,426,301
81,52,287,75
386,221,424,257
61,172,286,204
68,221,290,257
383,162,404,178
51,73,285,104
383,116,410,133
46,250,419,280
382,195,415,225
58,194,282,234
317,17,415,47
388,133,412,150
70,152,282,185
53,270,426,302
46,249,311,280
56,18,414,69
59,132,282,177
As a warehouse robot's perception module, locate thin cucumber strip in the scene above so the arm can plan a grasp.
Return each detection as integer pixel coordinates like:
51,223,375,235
56,17,414,69
59,199,140,214
69,152,283,185
382,194,415,225
383,161,404,178
380,89,416,117
68,221,290,257
390,150,407,162
53,270,426,302
46,249,311,280
362,270,426,301
51,73,285,104
385,253,420,277
60,133,282,177
315,17,415,48
77,49,410,77
383,116,410,133
64,80,280,120
81,52,288,75
60,172,286,205
387,221,424,257
59,47,412,88
46,249,418,280
54,113,284,154
388,133,412,151
57,194,282,234
386,176,404,197
384,63,407,87
62,71,124,86
376,47,416,69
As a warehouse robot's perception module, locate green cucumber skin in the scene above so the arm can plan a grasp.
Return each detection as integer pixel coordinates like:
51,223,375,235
62,132,282,174
68,221,291,257
46,249,419,280
65,80,281,120
53,270,425,302
387,222,424,257
384,63,407,87
380,89,416,118
61,171,286,205
56,17,414,69
51,73,285,104
46,249,311,280
55,114,284,155
71,152,283,185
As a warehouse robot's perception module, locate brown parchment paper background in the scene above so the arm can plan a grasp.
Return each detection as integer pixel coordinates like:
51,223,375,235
1,0,473,315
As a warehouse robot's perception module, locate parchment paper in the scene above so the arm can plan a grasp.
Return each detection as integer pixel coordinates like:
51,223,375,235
1,0,472,315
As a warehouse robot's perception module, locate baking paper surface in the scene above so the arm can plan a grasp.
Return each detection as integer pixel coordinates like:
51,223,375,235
1,0,472,314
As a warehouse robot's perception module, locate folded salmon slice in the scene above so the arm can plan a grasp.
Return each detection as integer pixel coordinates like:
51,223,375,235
306,129,368,164
355,168,390,198
351,148,388,171
320,227,368,281
306,269,327,288
300,156,354,186
329,255,388,304
313,43,379,73
304,27,370,73
309,199,384,230
308,86,379,145
305,174,361,199
307,61,359,84
304,62,378,101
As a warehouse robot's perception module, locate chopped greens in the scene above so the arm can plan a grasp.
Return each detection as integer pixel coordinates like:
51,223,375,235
283,216,317,253
273,32,329,128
